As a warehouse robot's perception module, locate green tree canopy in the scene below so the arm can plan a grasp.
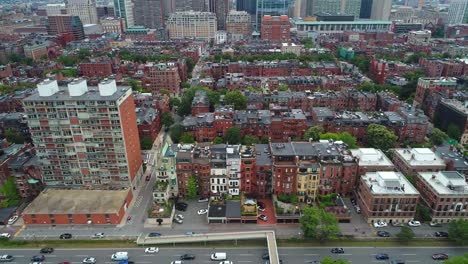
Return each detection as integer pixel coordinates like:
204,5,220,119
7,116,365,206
430,128,448,146
180,133,195,144
399,70,425,100
224,127,241,144
242,135,259,146
169,97,181,109
140,138,153,150
366,124,398,151
300,207,340,241
178,87,220,116
320,132,358,149
278,84,289,91
447,124,461,141
224,90,247,110
212,137,224,144
0,178,21,208
4,128,25,144
170,125,182,143
396,226,415,241
304,126,324,141
405,52,427,64
448,219,468,245
321,257,351,264
416,204,432,222
161,111,174,128
444,253,468,264
350,55,370,73
186,176,197,200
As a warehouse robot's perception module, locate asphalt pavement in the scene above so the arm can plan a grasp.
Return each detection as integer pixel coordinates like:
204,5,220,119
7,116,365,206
0,247,465,264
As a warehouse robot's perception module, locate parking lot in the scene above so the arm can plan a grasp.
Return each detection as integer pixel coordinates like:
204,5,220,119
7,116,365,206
172,200,211,232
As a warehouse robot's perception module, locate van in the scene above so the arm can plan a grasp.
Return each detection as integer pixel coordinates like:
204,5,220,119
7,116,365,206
210,253,227,261
111,252,128,261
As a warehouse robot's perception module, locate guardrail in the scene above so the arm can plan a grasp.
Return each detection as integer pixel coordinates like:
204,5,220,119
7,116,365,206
137,230,280,264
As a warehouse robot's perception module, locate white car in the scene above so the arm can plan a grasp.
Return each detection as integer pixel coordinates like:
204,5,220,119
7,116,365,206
91,232,105,238
7,216,18,225
373,221,388,228
144,247,159,253
219,261,233,264
408,220,421,227
82,257,96,264
176,214,184,220
0,233,11,238
170,261,183,264
198,209,208,215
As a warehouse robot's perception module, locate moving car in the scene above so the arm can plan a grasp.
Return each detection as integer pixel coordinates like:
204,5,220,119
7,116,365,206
59,233,72,239
432,253,449,260
0,233,11,238
210,253,227,261
91,233,105,239
111,252,128,261
0,255,14,262
7,216,18,225
198,198,209,203
144,247,159,253
185,232,195,236
148,232,161,237
82,257,96,264
174,218,183,224
408,220,421,227
258,214,268,221
198,209,208,215
373,221,387,228
176,214,184,220
331,248,344,254
375,253,389,260
145,175,151,181
377,231,390,237
390,260,405,264
219,261,233,264
262,253,270,260
180,254,195,260
430,222,442,227
40,248,54,254
435,231,449,237
31,255,45,262
170,261,183,264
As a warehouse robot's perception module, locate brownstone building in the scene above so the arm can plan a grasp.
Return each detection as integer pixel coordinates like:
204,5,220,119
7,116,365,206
79,57,114,78
416,171,468,223
143,62,181,95
261,15,290,42
356,171,420,224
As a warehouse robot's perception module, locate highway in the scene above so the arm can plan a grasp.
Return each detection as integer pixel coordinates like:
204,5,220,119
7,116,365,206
0,247,466,264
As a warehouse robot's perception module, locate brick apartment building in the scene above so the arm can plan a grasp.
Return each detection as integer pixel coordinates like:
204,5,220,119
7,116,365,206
226,10,252,41
369,56,416,85
79,57,115,78
419,58,467,78
261,15,290,42
414,77,458,116
23,44,48,61
392,148,447,177
191,90,210,116
416,171,468,223
136,107,160,141
356,171,420,224
0,64,12,79
350,148,395,176
143,62,181,95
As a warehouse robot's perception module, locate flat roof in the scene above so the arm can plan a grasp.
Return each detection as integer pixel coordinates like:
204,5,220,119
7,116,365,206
24,86,130,102
295,20,393,25
362,171,419,195
394,148,446,167
418,171,468,196
23,189,129,214
351,148,394,167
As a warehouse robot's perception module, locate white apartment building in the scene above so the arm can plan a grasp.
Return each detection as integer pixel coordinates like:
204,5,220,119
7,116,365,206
66,0,98,24
166,11,217,41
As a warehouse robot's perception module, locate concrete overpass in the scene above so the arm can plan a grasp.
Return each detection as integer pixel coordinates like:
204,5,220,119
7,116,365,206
137,230,280,264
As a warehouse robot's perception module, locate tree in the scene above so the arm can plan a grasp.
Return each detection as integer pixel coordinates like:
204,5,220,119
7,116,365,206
180,133,195,144
0,178,21,208
212,137,224,144
448,219,468,245
160,89,170,96
170,125,182,143
140,138,153,150
350,55,370,73
444,253,468,264
186,176,197,200
177,87,220,116
321,257,351,264
224,127,241,144
4,128,25,144
304,126,324,141
61,68,78,77
185,58,195,77
181,82,191,89
339,132,358,149
447,123,461,141
224,90,247,110
320,132,341,141
405,52,427,64
300,207,340,241
129,80,147,93
56,56,79,67
77,49,91,59
278,84,289,91
366,124,398,151
430,128,448,146
260,136,269,144
396,226,415,241
242,135,259,146
416,204,432,222
169,97,180,109
399,70,425,100
161,111,174,128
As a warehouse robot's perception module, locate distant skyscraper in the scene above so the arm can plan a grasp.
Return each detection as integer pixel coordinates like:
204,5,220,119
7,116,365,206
236,0,257,15
208,0,229,30
292,0,306,18
405,0,425,9
46,15,85,40
359,0,372,18
306,0,361,18
114,0,134,27
166,11,217,40
370,0,391,20
133,0,164,29
447,0,468,24
255,0,292,31
66,0,98,24
174,0,206,11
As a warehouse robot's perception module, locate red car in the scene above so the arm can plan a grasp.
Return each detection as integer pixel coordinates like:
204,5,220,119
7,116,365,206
432,253,448,260
127,216,132,222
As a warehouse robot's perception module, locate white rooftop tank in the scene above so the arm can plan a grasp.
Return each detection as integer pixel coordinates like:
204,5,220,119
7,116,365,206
68,79,88,96
98,79,117,96
37,79,59,96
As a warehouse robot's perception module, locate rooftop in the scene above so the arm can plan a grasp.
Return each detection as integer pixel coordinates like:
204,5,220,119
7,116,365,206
435,144,468,171
394,148,446,167
295,20,393,25
23,189,129,214
254,144,272,166
350,148,394,167
362,171,419,195
418,171,468,196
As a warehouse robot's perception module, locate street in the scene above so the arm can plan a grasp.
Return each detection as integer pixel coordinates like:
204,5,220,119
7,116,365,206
0,247,465,264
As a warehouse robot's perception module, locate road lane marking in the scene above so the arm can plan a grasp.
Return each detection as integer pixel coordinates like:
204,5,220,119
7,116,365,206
239,254,253,256
304,254,319,256
238,261,252,263
407,261,421,263
76,255,89,257
342,254,352,256
403,254,417,256
12,255,24,257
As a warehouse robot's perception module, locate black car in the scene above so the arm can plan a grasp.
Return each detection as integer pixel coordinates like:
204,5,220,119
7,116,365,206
257,201,266,208
350,198,356,205
59,233,72,239
40,248,54,253
331,248,344,254
180,254,195,260
435,231,449,237
31,255,45,262
175,202,188,211
377,231,391,237
262,253,270,260
148,232,161,237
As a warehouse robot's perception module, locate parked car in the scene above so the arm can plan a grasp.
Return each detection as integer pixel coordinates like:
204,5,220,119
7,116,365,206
429,222,442,227
377,231,390,237
432,253,449,260
176,214,184,220
145,175,151,181
173,218,183,224
176,202,188,211
376,253,389,260
0,255,14,262
408,220,421,227
198,198,209,203
354,206,361,214
373,221,387,228
39,248,54,254
7,216,18,225
144,247,159,253
257,201,266,208
435,231,449,237
331,248,344,254
0,233,11,238
31,255,45,262
59,233,72,239
82,257,96,264
180,254,195,260
91,233,105,239
197,209,208,215
258,214,268,221
185,232,195,236
350,198,356,205
148,232,161,237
